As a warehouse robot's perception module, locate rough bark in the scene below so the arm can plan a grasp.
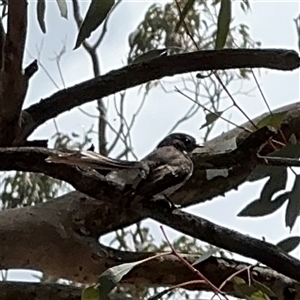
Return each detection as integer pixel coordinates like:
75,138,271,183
0,0,28,146
0,103,299,289
0,265,299,300
0,46,299,297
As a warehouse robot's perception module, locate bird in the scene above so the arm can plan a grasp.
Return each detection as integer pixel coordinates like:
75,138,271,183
46,133,200,201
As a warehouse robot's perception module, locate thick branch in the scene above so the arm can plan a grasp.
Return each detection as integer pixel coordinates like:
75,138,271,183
18,49,300,141
0,263,298,300
0,147,121,201
0,103,299,287
0,200,299,297
0,0,28,146
143,202,300,282
0,282,82,300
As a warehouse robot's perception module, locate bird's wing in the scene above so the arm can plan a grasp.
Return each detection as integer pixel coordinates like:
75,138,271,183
46,150,145,170
136,146,194,197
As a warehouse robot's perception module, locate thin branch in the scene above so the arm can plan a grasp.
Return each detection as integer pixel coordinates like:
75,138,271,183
19,49,300,142
142,202,300,282
72,0,108,155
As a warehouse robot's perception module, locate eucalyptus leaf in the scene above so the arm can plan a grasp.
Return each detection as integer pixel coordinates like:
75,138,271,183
98,257,155,299
192,247,220,266
215,0,231,49
200,111,223,129
252,279,277,298
130,49,167,65
233,281,258,298
256,112,287,129
37,0,46,33
55,0,68,19
75,0,115,49
238,192,289,217
276,236,300,253
175,0,196,32
285,175,300,230
258,168,287,203
82,285,99,300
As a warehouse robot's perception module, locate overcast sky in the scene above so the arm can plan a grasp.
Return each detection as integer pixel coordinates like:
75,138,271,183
4,0,300,281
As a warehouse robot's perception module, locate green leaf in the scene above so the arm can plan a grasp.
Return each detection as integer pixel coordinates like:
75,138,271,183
200,111,223,129
175,0,196,32
98,257,154,299
249,290,271,300
238,192,289,217
55,0,68,19
256,112,287,129
233,277,273,300
130,49,167,65
276,236,300,253
37,0,46,33
192,247,220,266
82,285,99,300
74,0,115,49
252,279,277,298
215,0,231,49
233,281,258,298
285,175,300,230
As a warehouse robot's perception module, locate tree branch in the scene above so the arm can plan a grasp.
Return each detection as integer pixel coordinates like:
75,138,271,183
18,49,300,142
0,0,28,146
0,104,299,287
0,261,298,299
0,147,122,201
143,202,300,282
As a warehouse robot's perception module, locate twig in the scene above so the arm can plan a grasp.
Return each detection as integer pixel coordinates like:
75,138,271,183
160,226,227,300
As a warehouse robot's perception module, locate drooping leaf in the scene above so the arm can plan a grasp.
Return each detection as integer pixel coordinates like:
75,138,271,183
233,277,274,300
37,0,46,33
215,0,231,49
252,280,277,298
175,0,196,32
192,247,220,266
233,277,258,298
248,290,272,300
285,175,300,230
130,49,167,65
238,192,289,217
98,256,157,299
200,111,223,129
258,168,287,203
74,0,115,49
276,236,300,253
256,111,287,129
81,285,99,300
55,0,68,19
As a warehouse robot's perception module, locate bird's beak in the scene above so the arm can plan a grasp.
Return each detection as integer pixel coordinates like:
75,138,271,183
192,144,205,154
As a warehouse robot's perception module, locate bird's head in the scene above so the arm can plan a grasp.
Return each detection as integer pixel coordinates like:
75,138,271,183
157,133,200,153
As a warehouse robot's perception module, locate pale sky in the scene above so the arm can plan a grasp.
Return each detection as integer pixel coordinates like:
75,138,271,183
4,0,300,281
